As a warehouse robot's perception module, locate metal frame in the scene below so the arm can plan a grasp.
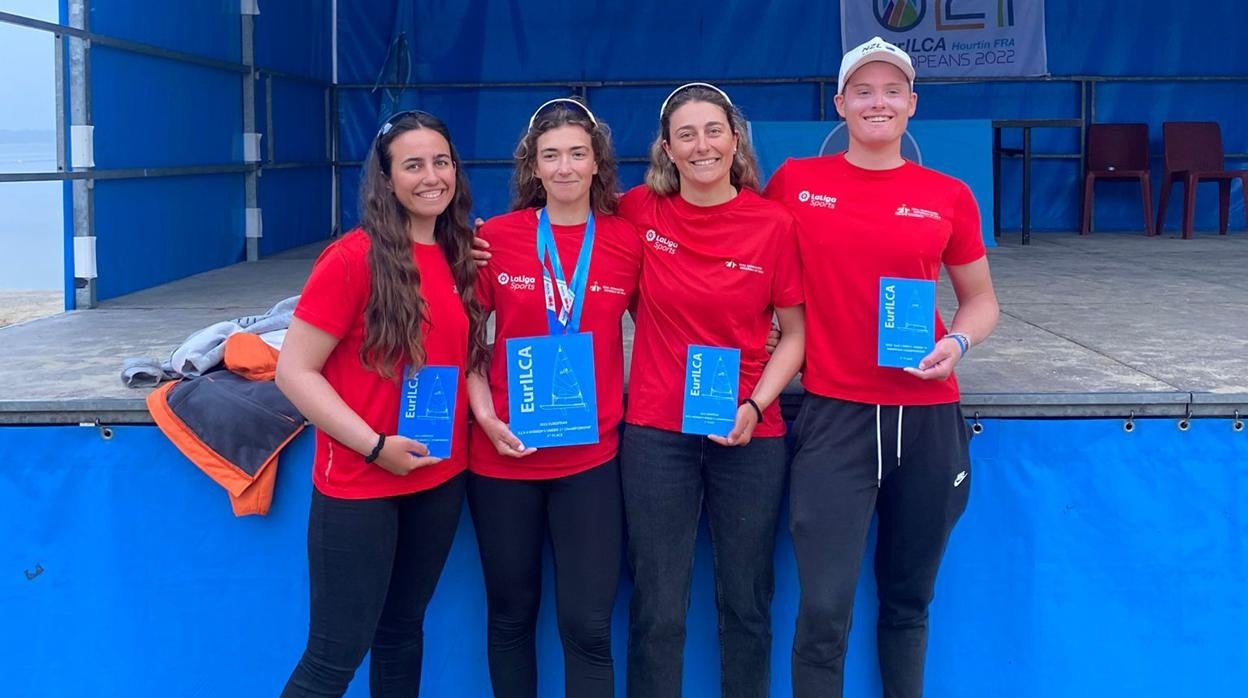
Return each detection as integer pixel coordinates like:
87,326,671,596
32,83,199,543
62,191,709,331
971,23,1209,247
67,0,94,309
329,74,1248,239
0,10,334,307
4,390,1244,425
4,6,1247,301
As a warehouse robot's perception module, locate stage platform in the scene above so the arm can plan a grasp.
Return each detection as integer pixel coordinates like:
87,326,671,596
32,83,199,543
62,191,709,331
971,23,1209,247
1,232,1245,424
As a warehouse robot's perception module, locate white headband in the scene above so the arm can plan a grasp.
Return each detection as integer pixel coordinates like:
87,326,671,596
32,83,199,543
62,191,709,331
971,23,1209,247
659,82,734,118
527,98,599,130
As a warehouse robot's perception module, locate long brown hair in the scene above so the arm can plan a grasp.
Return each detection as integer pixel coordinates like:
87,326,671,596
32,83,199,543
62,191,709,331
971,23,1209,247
511,99,620,215
357,110,489,380
644,83,761,196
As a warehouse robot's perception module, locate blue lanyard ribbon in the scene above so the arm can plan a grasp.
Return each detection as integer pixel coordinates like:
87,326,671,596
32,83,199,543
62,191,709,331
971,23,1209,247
536,208,595,336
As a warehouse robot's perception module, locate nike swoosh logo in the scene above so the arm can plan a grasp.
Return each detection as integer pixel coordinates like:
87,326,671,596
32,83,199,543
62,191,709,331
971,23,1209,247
954,471,967,487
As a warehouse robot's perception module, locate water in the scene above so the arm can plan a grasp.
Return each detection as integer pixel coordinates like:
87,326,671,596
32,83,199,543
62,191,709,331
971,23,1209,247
0,137,63,291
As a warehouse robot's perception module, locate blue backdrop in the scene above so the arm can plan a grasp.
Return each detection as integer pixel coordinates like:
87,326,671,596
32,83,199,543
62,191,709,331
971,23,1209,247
335,0,1248,236
63,0,333,302
69,1,1247,300
2,417,1245,696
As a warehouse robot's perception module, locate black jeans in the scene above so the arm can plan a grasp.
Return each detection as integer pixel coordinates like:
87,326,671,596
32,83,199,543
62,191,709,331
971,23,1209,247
789,396,971,698
620,424,787,698
281,474,465,698
468,458,623,698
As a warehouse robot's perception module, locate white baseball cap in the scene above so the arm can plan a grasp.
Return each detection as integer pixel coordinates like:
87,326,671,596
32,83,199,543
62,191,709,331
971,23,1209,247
837,36,915,94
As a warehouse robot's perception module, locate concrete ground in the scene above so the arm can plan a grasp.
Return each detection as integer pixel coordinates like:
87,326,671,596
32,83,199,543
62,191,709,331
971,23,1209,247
0,232,1245,423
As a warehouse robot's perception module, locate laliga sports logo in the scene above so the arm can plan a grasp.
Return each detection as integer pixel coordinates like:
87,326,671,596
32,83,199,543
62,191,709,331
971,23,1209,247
799,189,838,210
496,271,537,290
645,229,679,255
875,0,926,32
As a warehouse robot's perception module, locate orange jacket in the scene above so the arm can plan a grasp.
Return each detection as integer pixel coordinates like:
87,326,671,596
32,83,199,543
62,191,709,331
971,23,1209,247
147,334,305,516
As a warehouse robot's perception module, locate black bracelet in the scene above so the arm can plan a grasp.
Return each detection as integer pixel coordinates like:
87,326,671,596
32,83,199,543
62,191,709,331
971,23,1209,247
363,433,386,463
742,398,764,423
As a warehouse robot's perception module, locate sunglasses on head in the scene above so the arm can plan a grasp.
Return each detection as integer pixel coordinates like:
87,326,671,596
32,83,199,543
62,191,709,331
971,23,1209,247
376,109,438,138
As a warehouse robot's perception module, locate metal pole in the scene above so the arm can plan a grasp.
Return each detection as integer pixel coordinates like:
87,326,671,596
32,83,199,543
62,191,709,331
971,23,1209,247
1022,126,1032,245
242,9,258,262
265,75,275,163
331,0,341,235
54,33,66,173
68,0,95,309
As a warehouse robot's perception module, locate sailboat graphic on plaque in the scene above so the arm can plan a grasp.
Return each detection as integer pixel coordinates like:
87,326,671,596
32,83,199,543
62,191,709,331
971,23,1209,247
542,344,588,411
682,344,741,437
901,288,931,334
877,277,936,369
422,374,451,420
506,333,599,449
707,356,736,401
396,365,459,458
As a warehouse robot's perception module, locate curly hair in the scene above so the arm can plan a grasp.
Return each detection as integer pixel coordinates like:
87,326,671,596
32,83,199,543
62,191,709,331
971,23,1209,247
511,99,620,215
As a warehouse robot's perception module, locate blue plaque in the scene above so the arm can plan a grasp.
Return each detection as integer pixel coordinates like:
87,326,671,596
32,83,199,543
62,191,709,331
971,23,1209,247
681,345,741,437
506,332,599,448
396,365,459,458
878,277,936,369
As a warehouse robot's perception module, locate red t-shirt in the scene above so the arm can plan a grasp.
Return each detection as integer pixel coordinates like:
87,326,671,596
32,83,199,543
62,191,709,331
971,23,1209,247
471,208,643,480
293,228,470,499
764,154,986,406
618,185,804,437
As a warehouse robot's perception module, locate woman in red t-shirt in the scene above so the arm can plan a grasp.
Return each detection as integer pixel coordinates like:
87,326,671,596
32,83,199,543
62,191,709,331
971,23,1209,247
616,83,806,697
466,98,641,698
276,111,488,697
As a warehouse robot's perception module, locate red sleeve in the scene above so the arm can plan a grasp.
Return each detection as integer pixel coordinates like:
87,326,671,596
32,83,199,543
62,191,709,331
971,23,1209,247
762,159,790,203
771,214,804,308
942,181,987,266
293,243,367,339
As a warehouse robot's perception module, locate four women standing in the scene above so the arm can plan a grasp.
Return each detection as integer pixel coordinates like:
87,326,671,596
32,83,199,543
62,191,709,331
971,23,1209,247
280,38,994,696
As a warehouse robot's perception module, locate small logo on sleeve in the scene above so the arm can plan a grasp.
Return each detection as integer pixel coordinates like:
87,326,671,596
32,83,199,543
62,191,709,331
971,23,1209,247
954,471,968,487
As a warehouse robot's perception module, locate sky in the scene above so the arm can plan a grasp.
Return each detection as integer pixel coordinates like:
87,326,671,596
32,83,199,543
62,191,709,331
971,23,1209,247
0,0,58,131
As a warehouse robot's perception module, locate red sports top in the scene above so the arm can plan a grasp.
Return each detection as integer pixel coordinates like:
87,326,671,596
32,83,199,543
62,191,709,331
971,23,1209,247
764,154,986,405
471,208,642,480
293,228,470,498
618,185,804,437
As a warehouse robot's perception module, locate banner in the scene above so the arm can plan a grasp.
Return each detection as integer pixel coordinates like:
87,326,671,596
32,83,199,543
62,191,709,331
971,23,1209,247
842,0,1047,78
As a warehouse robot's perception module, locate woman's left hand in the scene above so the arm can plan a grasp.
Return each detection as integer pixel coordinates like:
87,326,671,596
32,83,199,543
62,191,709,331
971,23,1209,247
708,403,759,447
903,336,962,381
